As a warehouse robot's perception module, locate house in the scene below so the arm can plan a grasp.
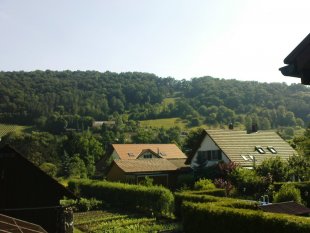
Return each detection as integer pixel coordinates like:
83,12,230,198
0,145,75,233
186,129,297,169
279,33,310,85
106,144,190,188
258,201,310,216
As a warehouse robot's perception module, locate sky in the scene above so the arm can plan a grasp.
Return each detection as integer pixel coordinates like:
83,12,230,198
0,0,309,84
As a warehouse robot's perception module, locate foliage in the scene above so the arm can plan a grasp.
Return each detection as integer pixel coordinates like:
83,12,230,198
74,210,182,233
273,183,303,204
256,157,289,182
176,173,195,190
229,167,272,196
61,198,104,212
288,155,310,181
39,162,57,177
68,179,174,217
181,201,310,233
214,178,234,196
194,178,216,190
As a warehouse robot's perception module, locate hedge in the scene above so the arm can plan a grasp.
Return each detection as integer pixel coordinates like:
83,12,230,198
182,201,310,233
174,191,256,218
274,182,310,207
68,179,174,217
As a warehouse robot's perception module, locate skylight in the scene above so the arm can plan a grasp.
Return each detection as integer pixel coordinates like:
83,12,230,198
255,146,265,154
267,146,277,154
241,155,249,161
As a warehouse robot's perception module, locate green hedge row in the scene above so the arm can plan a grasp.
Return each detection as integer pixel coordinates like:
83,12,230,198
174,191,256,218
68,179,174,217
182,201,310,233
274,182,310,207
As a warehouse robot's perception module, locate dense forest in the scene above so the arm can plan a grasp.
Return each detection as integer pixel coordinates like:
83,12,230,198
0,70,309,178
0,70,309,129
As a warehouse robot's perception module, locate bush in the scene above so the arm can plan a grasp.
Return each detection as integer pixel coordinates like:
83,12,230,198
256,157,289,182
194,178,216,190
229,167,270,196
273,183,303,204
68,179,174,217
182,201,310,233
274,182,310,207
174,191,254,218
60,198,104,212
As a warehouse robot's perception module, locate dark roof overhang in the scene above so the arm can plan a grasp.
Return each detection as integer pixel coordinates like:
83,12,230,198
279,33,310,85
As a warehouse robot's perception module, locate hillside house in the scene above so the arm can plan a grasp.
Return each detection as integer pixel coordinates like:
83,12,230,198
280,33,310,85
0,145,75,233
106,144,190,188
186,129,297,169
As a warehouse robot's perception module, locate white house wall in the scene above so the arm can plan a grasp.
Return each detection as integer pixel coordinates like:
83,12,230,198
191,134,230,168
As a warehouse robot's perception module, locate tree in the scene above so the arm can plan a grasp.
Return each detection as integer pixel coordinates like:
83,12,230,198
256,157,289,182
273,183,302,204
40,162,57,177
288,155,310,181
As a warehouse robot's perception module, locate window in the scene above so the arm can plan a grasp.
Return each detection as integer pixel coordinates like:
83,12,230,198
241,155,255,161
241,155,249,161
267,146,277,154
143,154,152,159
255,146,265,154
198,150,221,161
128,152,135,157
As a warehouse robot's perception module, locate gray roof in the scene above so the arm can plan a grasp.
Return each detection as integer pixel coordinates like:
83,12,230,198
204,130,297,167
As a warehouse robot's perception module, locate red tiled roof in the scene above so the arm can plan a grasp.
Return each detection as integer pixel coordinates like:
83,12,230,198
112,144,187,160
114,159,179,173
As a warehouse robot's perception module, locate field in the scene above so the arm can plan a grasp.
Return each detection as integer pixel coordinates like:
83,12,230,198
74,210,182,233
0,124,30,138
139,118,188,129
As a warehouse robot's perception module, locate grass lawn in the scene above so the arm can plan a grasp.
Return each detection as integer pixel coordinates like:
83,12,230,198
0,123,31,138
139,118,188,129
74,210,182,233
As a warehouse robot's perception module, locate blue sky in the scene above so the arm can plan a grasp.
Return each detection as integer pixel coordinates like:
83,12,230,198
0,0,309,83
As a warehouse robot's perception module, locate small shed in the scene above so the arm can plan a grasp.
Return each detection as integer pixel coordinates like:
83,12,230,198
0,145,75,233
258,201,310,216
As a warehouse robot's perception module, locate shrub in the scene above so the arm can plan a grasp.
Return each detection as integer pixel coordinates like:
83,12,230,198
194,178,216,190
274,182,310,207
256,157,289,182
60,198,104,212
176,173,195,190
182,201,310,233
229,167,269,196
174,190,254,218
273,183,303,204
68,179,174,217
39,162,57,177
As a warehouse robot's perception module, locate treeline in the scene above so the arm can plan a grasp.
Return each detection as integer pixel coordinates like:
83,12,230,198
0,71,309,129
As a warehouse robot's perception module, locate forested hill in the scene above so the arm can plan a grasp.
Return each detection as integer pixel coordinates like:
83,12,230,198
0,70,309,129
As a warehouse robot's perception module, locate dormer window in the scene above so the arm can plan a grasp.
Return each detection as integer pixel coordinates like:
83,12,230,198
143,154,152,159
267,146,277,154
255,146,265,154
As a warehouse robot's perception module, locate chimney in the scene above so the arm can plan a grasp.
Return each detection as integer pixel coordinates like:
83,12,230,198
228,123,234,130
252,123,258,133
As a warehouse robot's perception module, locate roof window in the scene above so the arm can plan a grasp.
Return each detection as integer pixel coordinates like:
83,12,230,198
267,146,277,154
128,152,135,157
255,146,265,154
241,155,249,161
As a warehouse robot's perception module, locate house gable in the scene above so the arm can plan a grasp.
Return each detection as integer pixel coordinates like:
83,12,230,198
190,133,230,168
